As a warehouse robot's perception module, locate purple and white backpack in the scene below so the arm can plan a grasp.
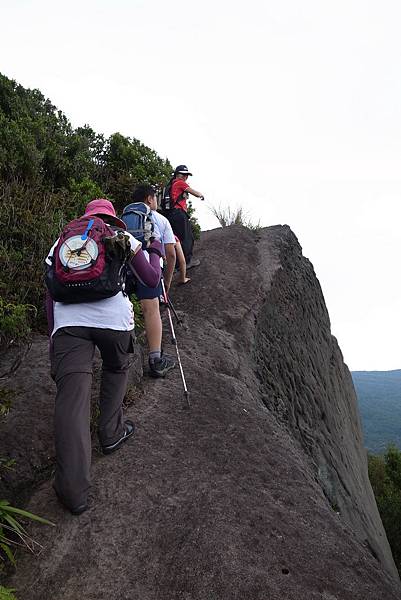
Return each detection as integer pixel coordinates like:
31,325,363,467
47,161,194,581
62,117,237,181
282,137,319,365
45,215,130,303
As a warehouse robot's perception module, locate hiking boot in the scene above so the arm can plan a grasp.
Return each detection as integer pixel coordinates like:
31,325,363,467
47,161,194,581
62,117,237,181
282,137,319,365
101,420,135,455
186,258,200,270
69,503,88,516
53,484,89,516
149,355,176,378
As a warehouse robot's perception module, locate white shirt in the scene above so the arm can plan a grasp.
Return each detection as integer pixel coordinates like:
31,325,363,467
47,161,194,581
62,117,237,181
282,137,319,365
151,211,176,249
46,232,141,336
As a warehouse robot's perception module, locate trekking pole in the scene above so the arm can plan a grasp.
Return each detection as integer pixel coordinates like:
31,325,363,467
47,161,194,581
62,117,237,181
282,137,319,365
167,294,182,325
160,279,190,408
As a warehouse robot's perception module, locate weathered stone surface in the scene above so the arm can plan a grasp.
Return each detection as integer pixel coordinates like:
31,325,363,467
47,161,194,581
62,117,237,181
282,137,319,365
254,225,398,579
1,225,400,599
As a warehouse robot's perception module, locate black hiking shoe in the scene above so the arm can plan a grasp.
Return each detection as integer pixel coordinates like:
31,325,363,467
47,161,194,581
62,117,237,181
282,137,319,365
149,355,176,378
68,503,88,516
101,420,135,455
53,484,89,516
186,258,200,270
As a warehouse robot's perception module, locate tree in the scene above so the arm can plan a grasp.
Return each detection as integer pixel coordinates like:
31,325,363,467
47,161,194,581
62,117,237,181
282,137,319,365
99,132,172,210
368,445,401,575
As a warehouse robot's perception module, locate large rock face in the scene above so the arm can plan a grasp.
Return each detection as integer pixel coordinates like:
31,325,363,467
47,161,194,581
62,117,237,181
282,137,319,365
254,226,396,574
2,225,400,599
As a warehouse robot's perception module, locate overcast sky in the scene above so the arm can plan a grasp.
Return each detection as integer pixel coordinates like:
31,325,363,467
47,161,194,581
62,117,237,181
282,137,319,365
2,0,400,371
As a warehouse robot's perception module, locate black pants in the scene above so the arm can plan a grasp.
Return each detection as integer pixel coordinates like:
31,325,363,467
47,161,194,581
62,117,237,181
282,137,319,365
166,209,194,263
50,326,135,507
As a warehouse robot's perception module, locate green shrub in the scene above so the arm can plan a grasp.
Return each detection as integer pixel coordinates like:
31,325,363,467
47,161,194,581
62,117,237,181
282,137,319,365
0,457,16,475
130,294,144,333
187,200,201,240
0,388,15,418
0,182,69,316
0,586,18,600
368,444,401,576
67,177,105,220
0,298,36,348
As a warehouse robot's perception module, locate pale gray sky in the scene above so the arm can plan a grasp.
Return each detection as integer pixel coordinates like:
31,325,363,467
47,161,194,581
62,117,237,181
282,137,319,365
2,0,401,370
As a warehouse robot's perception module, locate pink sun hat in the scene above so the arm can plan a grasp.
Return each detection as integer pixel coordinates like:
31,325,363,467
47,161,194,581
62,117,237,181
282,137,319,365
84,198,127,230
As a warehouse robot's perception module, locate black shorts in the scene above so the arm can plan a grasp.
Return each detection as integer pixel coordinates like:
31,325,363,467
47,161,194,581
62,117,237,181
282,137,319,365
135,280,163,301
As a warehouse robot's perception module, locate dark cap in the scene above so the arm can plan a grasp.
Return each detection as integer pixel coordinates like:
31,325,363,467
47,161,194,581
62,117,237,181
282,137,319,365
174,165,193,176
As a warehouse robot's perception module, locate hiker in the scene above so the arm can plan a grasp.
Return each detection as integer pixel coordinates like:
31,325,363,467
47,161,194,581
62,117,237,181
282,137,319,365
122,184,176,378
163,165,204,269
45,198,164,515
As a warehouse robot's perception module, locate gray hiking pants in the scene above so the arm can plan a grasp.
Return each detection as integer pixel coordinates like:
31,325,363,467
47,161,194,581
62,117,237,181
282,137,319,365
50,326,135,508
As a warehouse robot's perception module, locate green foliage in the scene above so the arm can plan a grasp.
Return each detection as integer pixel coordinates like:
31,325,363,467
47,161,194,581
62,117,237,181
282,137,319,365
368,444,401,575
0,298,36,348
130,294,144,332
0,586,18,600
187,200,201,240
0,457,16,476
97,132,172,212
0,73,87,189
0,500,54,568
0,388,15,418
67,177,105,220
0,181,69,317
210,204,261,230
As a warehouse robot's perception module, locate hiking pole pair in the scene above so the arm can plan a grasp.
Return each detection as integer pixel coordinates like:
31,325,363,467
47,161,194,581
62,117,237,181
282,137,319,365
160,279,190,408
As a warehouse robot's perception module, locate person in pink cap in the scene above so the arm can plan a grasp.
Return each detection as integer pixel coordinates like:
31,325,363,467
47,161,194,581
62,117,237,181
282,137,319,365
45,198,163,515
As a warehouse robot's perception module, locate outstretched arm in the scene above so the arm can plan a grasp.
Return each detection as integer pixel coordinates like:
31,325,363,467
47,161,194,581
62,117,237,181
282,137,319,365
186,186,204,200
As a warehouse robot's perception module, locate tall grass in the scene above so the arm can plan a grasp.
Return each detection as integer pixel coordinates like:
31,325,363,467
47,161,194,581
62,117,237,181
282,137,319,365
0,500,54,568
209,205,261,230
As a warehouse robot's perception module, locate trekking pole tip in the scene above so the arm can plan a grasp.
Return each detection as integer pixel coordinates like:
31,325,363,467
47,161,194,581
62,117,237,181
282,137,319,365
183,390,190,409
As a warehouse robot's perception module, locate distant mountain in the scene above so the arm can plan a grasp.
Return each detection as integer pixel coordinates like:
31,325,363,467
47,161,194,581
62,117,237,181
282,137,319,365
352,370,401,454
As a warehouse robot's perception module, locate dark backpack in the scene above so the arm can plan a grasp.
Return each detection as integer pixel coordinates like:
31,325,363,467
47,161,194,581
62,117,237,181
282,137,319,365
160,182,173,212
159,178,187,213
45,216,131,304
121,202,154,249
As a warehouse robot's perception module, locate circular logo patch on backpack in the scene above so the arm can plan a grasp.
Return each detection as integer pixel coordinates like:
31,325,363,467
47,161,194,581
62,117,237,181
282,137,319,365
59,236,99,270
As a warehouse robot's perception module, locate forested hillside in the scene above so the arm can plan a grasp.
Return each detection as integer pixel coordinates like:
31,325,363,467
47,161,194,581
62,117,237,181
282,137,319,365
0,72,172,344
353,370,401,453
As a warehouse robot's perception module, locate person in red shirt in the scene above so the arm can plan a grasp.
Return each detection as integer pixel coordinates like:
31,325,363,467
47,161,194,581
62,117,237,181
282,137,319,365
166,165,204,269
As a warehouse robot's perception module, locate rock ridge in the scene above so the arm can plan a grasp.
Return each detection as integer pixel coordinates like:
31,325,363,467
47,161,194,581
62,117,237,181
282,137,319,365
0,224,399,600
